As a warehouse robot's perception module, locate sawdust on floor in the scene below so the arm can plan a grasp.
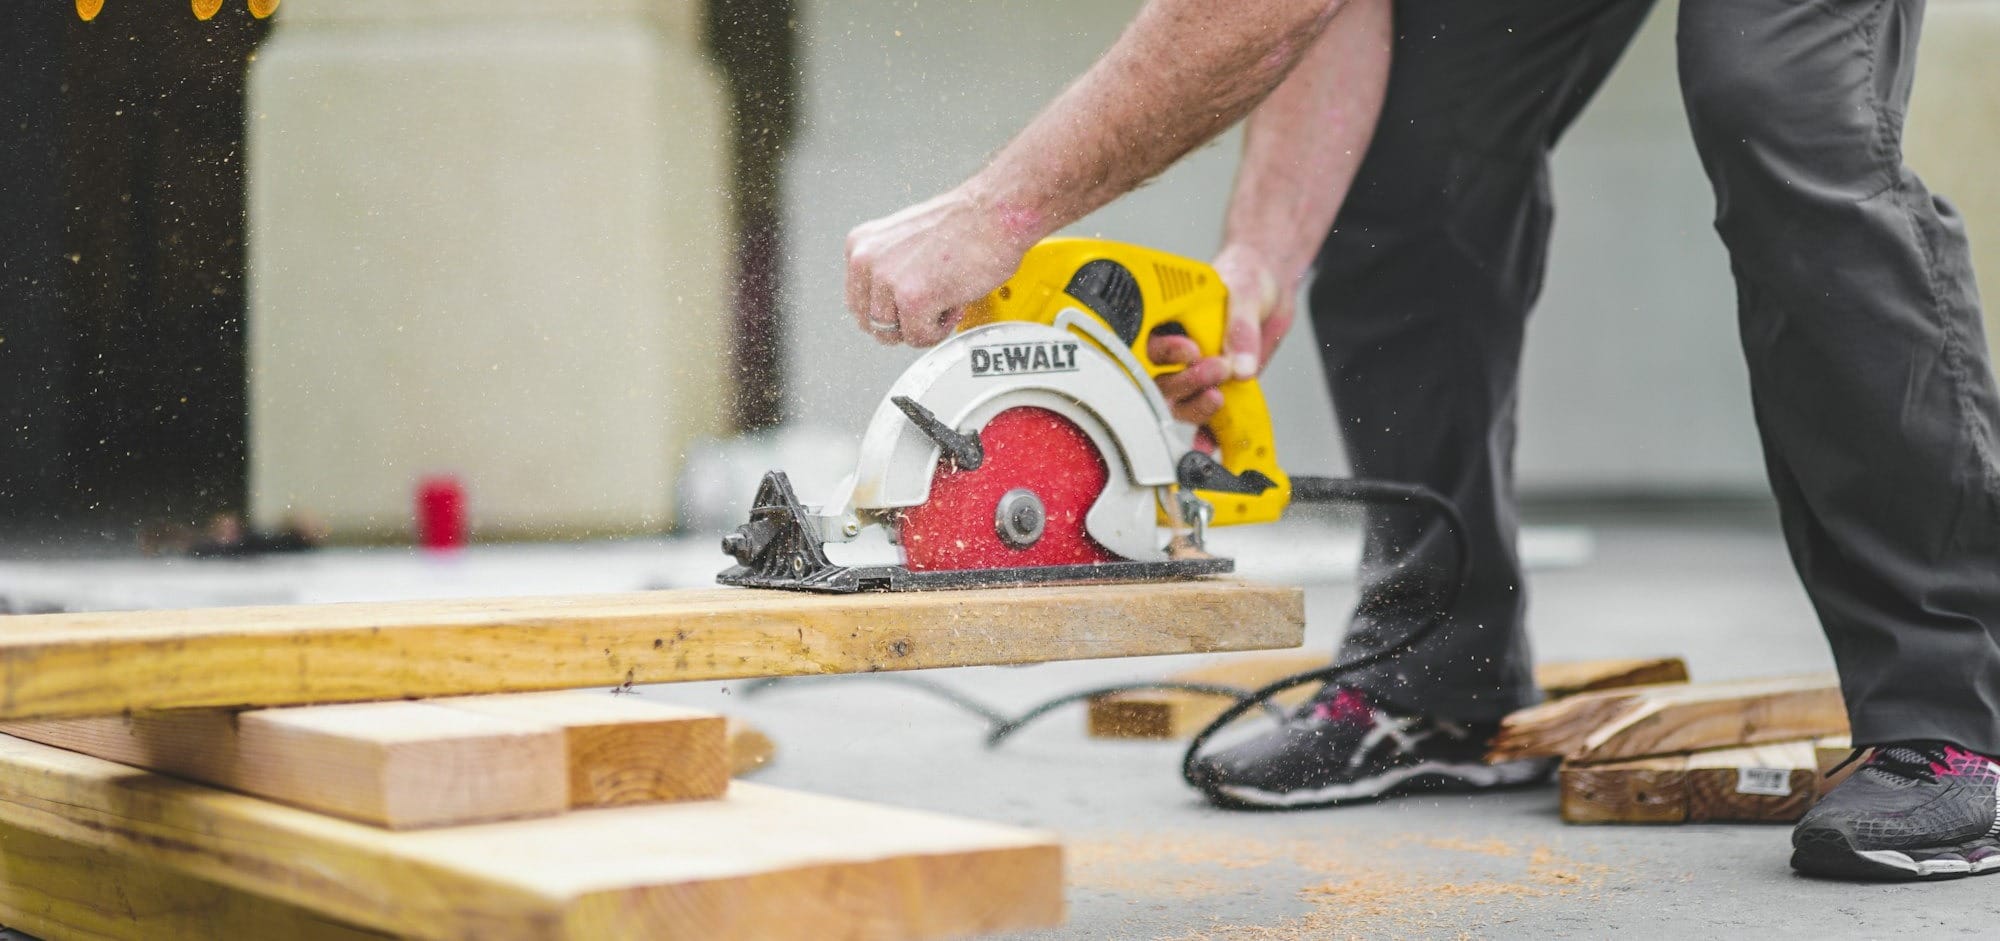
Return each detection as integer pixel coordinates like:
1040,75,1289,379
1067,829,1623,940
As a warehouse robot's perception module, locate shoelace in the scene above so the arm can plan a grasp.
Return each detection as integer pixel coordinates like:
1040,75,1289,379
1825,741,1960,786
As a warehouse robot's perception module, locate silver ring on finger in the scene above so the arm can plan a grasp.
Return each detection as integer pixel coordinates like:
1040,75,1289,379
869,318,900,334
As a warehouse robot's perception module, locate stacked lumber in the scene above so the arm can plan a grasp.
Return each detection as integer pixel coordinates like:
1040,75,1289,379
0,578,1304,939
1488,673,1853,825
1087,654,1688,739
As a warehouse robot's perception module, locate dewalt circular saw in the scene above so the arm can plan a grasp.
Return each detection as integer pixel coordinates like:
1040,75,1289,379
719,237,1297,592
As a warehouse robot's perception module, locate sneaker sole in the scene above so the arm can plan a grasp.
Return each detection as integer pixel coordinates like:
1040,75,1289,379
1791,828,2000,882
1204,758,1552,811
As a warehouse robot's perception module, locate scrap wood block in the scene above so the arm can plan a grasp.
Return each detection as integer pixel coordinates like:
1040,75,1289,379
726,716,775,776
1,691,737,827
1560,755,1689,825
1087,654,1688,741
0,818,389,941
1534,657,1690,698
1491,673,1847,763
431,692,728,806
1814,735,1864,798
0,734,1064,941
1685,740,1819,823
0,700,569,829
1561,740,1823,824
0,579,1302,720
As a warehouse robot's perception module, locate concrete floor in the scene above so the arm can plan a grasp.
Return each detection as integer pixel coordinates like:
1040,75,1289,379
3,508,1997,937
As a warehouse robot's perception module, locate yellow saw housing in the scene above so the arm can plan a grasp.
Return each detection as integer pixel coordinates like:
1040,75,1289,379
960,237,1292,527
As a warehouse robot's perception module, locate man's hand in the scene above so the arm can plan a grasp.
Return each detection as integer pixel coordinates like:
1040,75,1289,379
845,187,1033,348
1147,244,1293,424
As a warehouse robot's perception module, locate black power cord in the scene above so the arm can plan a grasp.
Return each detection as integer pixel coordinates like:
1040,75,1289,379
1177,475,1469,801
739,474,1470,804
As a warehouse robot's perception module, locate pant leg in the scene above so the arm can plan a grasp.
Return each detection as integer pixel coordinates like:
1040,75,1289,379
1310,0,1656,721
1679,0,2000,752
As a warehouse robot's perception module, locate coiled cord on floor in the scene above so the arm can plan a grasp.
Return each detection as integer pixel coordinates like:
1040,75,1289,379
739,474,1469,802
1178,475,1469,798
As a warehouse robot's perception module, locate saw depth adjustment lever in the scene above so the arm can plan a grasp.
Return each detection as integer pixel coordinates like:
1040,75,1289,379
891,396,983,471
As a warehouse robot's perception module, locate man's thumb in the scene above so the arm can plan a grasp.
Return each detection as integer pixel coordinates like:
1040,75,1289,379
1224,268,1278,380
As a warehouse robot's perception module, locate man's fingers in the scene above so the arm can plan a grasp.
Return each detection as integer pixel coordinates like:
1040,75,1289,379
1146,333,1202,366
1153,355,1229,404
1171,388,1224,425
867,280,902,346
846,246,876,334
903,303,958,348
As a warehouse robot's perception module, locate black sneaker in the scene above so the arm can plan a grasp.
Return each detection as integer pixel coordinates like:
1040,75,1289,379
1186,687,1555,809
1791,741,2000,880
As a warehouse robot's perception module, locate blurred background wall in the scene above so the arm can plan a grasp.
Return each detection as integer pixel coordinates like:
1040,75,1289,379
3,0,1995,543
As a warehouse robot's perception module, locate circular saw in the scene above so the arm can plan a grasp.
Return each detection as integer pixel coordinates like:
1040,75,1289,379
718,238,1294,592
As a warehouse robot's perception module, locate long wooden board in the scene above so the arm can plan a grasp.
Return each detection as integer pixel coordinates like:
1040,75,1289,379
0,818,390,941
0,734,1064,941
1087,654,1688,740
2,701,569,829
0,579,1302,720
1491,673,1847,763
1560,739,1828,824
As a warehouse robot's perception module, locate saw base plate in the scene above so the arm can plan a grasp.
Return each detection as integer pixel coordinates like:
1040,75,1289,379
716,471,1233,593
719,556,1235,594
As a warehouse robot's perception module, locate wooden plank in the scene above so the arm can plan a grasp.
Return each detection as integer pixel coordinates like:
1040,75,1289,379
727,717,775,776
1559,755,1689,825
0,734,1064,941
1087,652,1323,739
1534,657,1689,698
1,701,568,829
1086,654,1687,741
1559,740,1822,825
0,579,1302,720
0,818,391,941
432,692,728,806
1685,740,1818,823
1491,674,1848,763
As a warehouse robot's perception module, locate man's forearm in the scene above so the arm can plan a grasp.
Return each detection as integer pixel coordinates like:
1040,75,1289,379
1225,0,1391,288
966,0,1349,249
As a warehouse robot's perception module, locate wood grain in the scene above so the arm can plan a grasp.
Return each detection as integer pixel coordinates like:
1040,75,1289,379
1685,740,1817,823
1492,674,1847,763
0,579,1303,720
1087,654,1685,741
2,701,568,829
1560,740,1825,824
1560,755,1689,825
0,818,390,941
1534,657,1689,698
0,734,1064,941
432,692,728,806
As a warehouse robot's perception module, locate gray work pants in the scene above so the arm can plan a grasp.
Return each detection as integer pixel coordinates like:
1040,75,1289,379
1311,0,2000,750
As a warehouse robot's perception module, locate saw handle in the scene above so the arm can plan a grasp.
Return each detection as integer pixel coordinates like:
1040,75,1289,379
959,237,1291,527
1141,307,1289,527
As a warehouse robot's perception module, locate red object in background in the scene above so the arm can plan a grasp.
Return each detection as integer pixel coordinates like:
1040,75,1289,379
416,476,467,550
895,406,1120,571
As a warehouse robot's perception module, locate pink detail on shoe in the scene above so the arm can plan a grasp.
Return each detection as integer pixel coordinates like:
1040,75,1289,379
1312,688,1376,726
1940,746,2000,779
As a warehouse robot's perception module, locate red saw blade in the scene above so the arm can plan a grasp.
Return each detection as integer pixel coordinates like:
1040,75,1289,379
896,406,1123,571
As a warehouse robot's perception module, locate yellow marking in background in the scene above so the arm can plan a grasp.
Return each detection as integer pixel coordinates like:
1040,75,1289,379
249,0,278,18
192,0,222,20
76,0,103,21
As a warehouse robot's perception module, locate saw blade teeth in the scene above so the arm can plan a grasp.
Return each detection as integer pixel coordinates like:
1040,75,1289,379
896,406,1124,572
